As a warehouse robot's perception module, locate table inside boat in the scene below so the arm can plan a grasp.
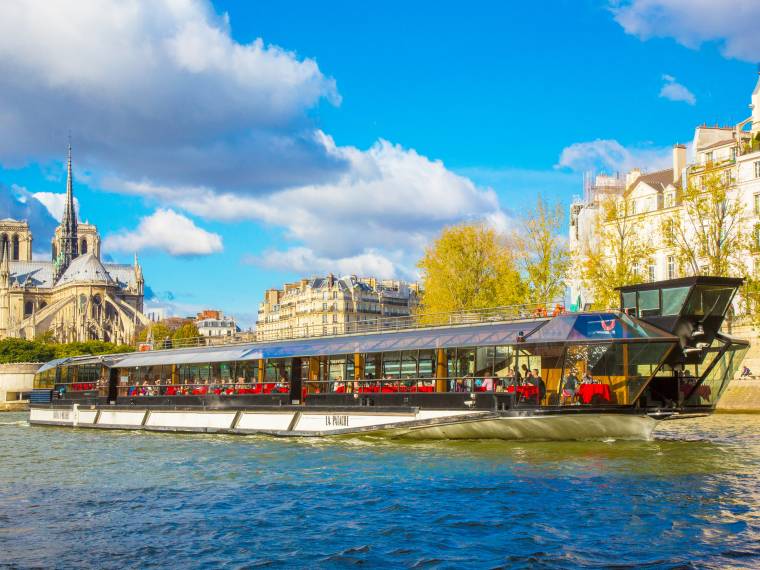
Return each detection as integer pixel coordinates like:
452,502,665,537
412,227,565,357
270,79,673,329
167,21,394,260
506,385,539,400
576,384,612,404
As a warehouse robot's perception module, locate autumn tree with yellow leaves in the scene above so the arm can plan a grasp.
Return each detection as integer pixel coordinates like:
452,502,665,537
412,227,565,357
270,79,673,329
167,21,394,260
417,222,526,315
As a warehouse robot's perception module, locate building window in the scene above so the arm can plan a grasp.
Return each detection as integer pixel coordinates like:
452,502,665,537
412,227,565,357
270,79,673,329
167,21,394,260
664,193,674,208
648,262,656,283
730,147,736,161
755,161,760,179
667,256,676,280
630,200,637,215
632,261,640,277
706,151,713,164
755,194,760,216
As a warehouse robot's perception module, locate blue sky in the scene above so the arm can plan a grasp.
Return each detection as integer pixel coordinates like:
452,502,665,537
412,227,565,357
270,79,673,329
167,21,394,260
0,0,758,327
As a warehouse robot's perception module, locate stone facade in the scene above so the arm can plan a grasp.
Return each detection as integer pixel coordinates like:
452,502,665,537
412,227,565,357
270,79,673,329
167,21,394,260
256,274,420,340
0,147,150,343
569,73,760,309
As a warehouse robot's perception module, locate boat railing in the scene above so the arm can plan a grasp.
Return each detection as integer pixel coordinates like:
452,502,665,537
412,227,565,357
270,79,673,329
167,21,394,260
139,301,566,351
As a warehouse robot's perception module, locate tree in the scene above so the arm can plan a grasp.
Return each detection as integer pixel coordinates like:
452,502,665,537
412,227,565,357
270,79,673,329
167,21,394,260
53,340,134,358
515,196,569,306
0,338,56,364
662,171,746,277
137,322,172,345
172,322,200,344
417,222,526,317
581,194,654,309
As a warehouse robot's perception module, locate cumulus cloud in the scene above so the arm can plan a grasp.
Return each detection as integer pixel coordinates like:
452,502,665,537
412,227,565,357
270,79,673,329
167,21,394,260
104,209,223,256
611,0,760,61
556,139,672,174
0,0,509,277
249,247,400,280
31,191,80,222
110,134,510,277
0,0,343,191
0,185,59,251
659,74,696,105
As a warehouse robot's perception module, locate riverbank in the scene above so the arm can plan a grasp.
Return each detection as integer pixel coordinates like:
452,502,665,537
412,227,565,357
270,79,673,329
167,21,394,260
716,378,760,413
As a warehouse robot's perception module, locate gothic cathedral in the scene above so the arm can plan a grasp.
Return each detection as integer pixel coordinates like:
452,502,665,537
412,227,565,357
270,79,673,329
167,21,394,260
0,146,149,343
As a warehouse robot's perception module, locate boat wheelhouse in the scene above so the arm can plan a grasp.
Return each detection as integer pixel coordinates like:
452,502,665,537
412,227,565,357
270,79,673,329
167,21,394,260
28,276,748,440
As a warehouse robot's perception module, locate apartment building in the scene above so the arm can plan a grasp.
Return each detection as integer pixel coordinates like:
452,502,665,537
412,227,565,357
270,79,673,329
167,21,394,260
256,274,420,340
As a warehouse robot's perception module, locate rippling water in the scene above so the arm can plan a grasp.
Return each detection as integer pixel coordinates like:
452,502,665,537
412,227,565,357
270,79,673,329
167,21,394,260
0,413,758,569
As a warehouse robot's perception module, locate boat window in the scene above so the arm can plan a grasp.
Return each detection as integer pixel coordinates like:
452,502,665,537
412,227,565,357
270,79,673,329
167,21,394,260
622,291,637,315
637,289,660,318
401,350,418,378
684,285,735,318
382,351,401,378
685,341,746,407
661,286,690,316
418,350,435,378
558,342,672,406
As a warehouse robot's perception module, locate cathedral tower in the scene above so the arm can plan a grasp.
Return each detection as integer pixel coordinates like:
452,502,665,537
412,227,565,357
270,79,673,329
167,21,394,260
54,144,79,280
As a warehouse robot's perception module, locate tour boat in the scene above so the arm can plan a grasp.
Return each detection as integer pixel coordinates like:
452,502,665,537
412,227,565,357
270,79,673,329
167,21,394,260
28,276,748,440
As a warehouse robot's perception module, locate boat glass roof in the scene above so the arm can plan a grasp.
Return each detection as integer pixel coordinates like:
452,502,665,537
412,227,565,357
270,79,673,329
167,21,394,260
524,312,676,343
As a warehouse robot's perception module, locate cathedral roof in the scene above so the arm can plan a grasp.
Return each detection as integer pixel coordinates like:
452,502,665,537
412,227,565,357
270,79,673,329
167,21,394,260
57,253,114,285
8,262,55,288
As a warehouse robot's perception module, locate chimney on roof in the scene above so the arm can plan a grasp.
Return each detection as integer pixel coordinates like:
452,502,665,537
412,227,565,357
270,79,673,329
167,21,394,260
625,168,641,189
672,144,686,183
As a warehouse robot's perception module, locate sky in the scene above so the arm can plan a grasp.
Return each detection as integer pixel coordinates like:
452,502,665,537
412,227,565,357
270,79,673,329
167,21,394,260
0,0,758,328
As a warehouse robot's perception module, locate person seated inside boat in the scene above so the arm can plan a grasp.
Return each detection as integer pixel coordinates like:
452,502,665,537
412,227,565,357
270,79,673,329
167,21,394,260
581,372,596,385
481,372,494,392
561,369,579,405
520,364,530,385
454,377,466,392
532,369,546,403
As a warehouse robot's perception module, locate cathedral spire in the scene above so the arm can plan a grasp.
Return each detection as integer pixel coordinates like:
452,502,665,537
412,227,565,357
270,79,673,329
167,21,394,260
54,143,79,281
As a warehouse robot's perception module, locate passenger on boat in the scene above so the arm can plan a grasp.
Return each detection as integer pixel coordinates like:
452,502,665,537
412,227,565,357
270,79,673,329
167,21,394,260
481,372,494,392
454,377,466,392
582,372,597,384
532,369,546,403
561,369,579,405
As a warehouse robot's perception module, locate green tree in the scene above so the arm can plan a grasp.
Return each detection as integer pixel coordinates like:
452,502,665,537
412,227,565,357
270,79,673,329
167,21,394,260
53,340,134,358
172,322,200,345
581,195,653,309
663,171,746,277
0,338,56,364
515,195,569,306
417,222,526,317
137,322,172,344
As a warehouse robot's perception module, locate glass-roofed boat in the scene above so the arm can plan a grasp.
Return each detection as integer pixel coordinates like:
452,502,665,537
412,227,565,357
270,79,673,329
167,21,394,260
28,276,749,440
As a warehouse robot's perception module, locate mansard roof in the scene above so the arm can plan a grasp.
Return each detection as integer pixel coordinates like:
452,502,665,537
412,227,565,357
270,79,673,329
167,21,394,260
637,168,676,191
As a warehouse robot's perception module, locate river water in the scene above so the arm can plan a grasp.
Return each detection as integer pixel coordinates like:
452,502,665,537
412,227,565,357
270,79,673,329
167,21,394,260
0,413,758,569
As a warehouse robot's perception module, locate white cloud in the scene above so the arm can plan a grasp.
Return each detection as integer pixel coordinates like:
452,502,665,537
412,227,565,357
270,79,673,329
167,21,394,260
250,247,400,280
612,0,760,61
0,1,510,276
108,133,510,277
659,74,696,105
0,185,59,251
0,0,342,192
31,192,80,222
104,209,223,256
556,139,672,174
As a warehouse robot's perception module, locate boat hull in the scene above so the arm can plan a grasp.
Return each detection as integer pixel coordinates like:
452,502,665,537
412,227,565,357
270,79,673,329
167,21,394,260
29,405,659,441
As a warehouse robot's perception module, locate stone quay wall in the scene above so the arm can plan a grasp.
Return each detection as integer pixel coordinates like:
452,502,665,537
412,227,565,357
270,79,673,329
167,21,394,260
0,362,42,408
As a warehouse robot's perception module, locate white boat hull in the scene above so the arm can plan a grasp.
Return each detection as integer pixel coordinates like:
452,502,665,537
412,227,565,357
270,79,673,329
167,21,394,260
29,405,659,441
